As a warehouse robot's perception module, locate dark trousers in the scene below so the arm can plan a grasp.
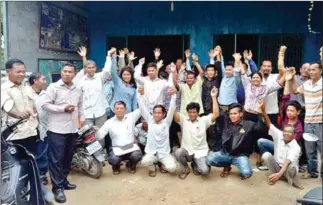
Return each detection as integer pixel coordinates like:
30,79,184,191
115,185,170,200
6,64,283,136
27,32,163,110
36,138,49,179
268,114,278,128
47,131,77,190
13,135,37,155
169,120,181,148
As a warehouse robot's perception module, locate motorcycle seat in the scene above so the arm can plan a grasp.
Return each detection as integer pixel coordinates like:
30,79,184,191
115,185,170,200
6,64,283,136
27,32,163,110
296,186,323,205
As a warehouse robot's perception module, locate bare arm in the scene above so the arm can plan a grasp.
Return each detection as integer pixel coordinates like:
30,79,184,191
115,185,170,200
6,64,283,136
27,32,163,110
277,46,287,78
259,102,271,128
192,54,204,78
210,89,220,122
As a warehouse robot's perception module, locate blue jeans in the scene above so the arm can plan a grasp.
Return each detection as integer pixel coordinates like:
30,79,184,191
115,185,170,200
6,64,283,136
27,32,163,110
207,151,253,178
304,123,323,177
36,137,49,179
257,138,274,155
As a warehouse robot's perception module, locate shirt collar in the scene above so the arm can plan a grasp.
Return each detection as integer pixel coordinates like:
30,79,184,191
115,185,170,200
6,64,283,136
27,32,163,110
85,74,97,80
310,77,322,86
113,115,128,121
229,119,244,126
58,79,75,88
186,117,200,123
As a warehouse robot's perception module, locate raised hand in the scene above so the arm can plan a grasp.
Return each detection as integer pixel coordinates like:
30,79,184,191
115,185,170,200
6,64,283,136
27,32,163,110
192,53,199,62
77,46,87,57
137,88,144,95
129,52,137,61
247,50,253,60
170,62,177,73
210,87,218,98
157,60,164,69
279,45,287,57
154,48,161,59
168,87,176,96
123,48,129,55
185,49,191,59
232,53,242,61
139,57,145,65
257,100,266,113
284,67,294,81
118,50,125,58
108,47,117,57
208,49,216,59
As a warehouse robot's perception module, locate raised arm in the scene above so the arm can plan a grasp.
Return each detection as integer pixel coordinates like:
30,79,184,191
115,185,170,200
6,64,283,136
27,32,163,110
214,46,225,77
246,50,258,73
165,89,177,125
259,100,271,129
111,54,122,86
277,46,287,78
96,121,110,141
134,58,146,86
127,51,137,68
137,90,152,122
210,88,220,122
100,48,115,83
77,46,88,64
192,53,204,78
185,49,192,71
117,50,126,69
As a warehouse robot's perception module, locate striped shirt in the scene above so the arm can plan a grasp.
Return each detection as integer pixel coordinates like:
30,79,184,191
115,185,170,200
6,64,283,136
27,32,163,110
297,77,322,123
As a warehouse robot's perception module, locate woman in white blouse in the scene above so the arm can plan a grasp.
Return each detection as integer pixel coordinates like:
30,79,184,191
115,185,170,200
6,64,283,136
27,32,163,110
138,88,177,177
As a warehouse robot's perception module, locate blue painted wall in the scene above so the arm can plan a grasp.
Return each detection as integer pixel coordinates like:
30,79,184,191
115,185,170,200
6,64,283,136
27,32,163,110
85,1,322,68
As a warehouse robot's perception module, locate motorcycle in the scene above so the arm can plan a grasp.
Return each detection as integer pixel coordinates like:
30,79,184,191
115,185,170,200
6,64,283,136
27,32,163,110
1,119,51,205
71,124,104,178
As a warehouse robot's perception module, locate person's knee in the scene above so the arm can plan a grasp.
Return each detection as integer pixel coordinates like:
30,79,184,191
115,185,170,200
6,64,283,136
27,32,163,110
141,155,154,166
131,151,143,163
207,152,220,166
165,163,177,173
261,152,273,162
240,168,253,178
174,148,185,160
199,165,211,175
108,155,121,166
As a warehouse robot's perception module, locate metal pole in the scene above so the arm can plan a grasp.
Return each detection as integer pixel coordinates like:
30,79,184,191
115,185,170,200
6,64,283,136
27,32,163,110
2,1,9,62
234,34,237,53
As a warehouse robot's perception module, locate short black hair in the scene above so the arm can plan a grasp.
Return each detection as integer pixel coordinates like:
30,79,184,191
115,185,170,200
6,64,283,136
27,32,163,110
147,62,157,70
310,61,322,70
153,104,166,114
251,72,263,80
205,64,216,71
186,70,196,78
61,63,77,72
285,100,302,111
114,101,126,108
229,103,243,112
186,102,200,113
28,72,44,85
5,59,25,70
225,61,234,67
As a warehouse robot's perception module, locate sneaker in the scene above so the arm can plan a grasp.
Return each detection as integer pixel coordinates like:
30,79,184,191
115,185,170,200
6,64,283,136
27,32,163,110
301,172,318,179
256,162,268,171
299,165,307,173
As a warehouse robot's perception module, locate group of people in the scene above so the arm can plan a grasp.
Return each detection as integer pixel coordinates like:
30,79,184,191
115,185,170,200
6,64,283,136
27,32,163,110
1,44,322,204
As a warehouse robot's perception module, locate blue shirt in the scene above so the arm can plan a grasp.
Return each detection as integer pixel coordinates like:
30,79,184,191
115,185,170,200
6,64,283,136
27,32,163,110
110,57,137,113
103,80,114,111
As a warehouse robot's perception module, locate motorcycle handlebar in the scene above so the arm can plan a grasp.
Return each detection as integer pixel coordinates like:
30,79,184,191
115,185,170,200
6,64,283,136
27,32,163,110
1,119,25,135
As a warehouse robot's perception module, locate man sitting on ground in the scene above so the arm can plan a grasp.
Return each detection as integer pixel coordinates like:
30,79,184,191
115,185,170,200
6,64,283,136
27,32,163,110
258,101,303,189
207,103,255,180
96,101,142,175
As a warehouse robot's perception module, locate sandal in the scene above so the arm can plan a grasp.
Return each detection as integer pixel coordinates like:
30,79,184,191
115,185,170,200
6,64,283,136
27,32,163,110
220,167,231,178
158,163,168,174
191,162,200,175
112,165,121,175
149,171,156,177
126,162,136,174
178,169,190,180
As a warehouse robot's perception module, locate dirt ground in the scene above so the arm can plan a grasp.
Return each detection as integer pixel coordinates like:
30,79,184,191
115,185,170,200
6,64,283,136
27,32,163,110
49,154,322,205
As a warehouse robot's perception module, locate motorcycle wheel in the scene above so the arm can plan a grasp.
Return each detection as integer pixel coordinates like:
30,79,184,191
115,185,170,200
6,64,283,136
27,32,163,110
84,157,103,179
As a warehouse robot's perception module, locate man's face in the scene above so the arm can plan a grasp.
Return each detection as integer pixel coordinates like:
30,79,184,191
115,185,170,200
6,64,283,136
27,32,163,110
153,107,165,122
308,63,321,80
206,67,215,78
225,66,233,77
7,63,26,85
176,59,183,69
85,63,97,77
147,67,157,79
229,108,243,124
260,61,273,75
283,126,295,143
186,73,196,86
114,104,126,118
35,75,47,90
286,105,300,120
300,63,310,77
187,109,198,121
61,66,75,84
142,120,148,129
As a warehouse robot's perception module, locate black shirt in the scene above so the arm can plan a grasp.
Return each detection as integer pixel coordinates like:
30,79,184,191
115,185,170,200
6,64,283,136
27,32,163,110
222,118,256,156
202,61,222,114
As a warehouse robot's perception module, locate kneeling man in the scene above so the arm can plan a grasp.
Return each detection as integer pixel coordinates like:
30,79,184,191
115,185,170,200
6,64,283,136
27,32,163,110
174,88,219,179
97,101,142,175
207,103,255,180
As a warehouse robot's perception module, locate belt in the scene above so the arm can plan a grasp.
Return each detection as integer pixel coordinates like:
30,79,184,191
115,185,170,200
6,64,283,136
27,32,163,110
219,105,229,111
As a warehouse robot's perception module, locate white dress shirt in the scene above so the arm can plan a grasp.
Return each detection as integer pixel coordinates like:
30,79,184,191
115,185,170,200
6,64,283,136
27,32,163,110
263,73,280,114
96,109,141,147
134,64,168,113
138,94,176,158
77,56,112,119
269,124,301,169
179,114,212,159
32,89,48,140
